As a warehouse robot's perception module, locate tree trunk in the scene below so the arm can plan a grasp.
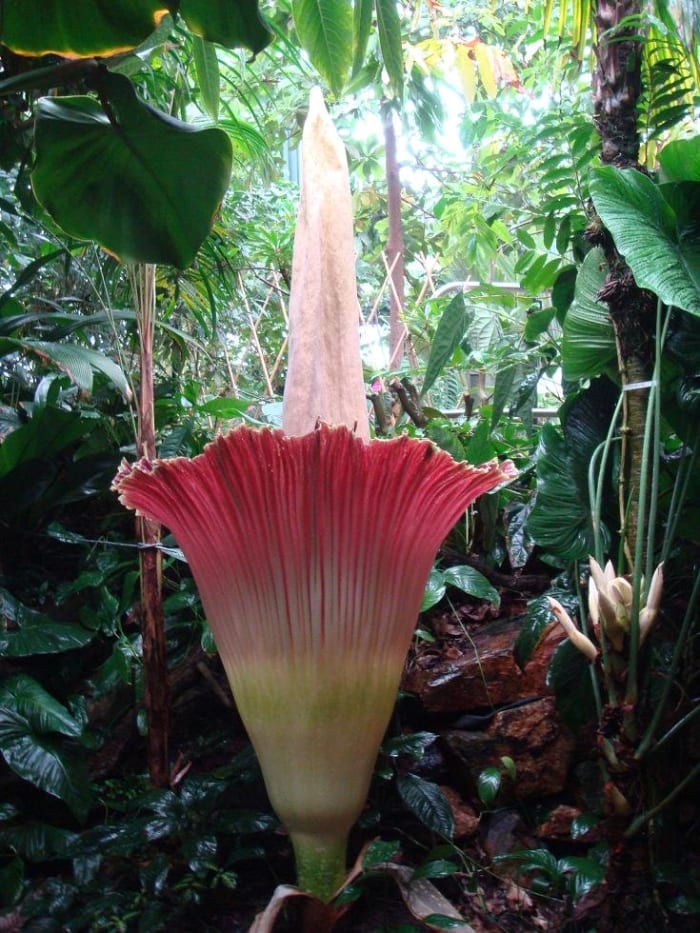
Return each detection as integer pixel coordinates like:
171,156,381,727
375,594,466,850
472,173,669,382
590,0,654,570
585,4,666,927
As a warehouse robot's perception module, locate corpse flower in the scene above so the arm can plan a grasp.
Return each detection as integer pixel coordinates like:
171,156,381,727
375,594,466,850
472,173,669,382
113,89,516,904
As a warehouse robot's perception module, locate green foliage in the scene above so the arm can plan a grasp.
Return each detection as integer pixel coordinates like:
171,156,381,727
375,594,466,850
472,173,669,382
292,0,354,96
421,564,500,612
0,0,272,57
495,844,607,900
32,73,233,268
561,248,616,382
590,156,700,317
395,773,455,839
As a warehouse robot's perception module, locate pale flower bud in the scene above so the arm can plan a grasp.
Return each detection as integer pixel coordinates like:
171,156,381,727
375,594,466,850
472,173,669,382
549,597,599,662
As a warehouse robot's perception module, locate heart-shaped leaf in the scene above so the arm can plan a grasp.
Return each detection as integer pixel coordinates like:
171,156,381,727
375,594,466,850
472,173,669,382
590,165,700,316
32,72,232,268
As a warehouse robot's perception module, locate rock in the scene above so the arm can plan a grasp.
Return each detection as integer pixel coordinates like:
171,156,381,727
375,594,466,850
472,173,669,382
535,804,585,841
439,785,480,839
442,698,576,799
402,616,561,712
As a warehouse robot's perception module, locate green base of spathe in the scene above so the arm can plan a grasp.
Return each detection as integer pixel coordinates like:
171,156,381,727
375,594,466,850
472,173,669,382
292,830,347,903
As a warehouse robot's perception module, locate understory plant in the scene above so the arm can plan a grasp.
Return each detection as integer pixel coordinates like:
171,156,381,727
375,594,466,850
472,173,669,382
524,137,700,926
114,88,516,920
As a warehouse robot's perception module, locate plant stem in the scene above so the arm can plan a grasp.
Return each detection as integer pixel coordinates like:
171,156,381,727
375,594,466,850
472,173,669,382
291,831,348,904
129,263,170,788
636,569,700,759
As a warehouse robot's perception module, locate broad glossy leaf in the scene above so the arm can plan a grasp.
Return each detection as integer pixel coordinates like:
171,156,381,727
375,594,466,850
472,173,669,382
0,0,168,57
658,136,700,183
375,0,404,97
590,165,700,316
0,709,92,821
527,423,597,561
0,589,95,657
420,568,446,611
0,822,77,862
476,767,501,807
442,565,500,607
292,0,353,96
0,675,83,738
422,294,471,397
32,73,233,268
396,773,454,838
180,0,273,54
561,247,616,381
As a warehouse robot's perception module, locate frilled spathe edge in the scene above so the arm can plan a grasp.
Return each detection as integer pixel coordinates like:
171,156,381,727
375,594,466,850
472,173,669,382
113,423,516,667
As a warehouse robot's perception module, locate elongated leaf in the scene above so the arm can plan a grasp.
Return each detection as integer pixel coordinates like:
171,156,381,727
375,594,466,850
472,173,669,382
396,773,454,838
32,73,233,268
375,0,404,97
292,0,353,96
0,0,168,57
561,247,616,381
441,565,500,606
180,0,273,54
192,36,220,121
0,675,83,738
422,294,471,397
352,0,373,75
5,338,131,399
0,709,92,821
590,165,700,316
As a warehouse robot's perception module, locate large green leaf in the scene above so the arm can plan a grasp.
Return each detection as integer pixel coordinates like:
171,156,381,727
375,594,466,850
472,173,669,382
590,165,700,316
0,675,84,738
32,72,233,268
658,136,700,184
292,0,353,96
527,422,597,561
0,823,77,862
0,709,92,821
0,589,95,657
561,247,616,382
0,0,169,57
375,0,404,98
441,565,500,607
0,1,272,57
181,0,273,54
